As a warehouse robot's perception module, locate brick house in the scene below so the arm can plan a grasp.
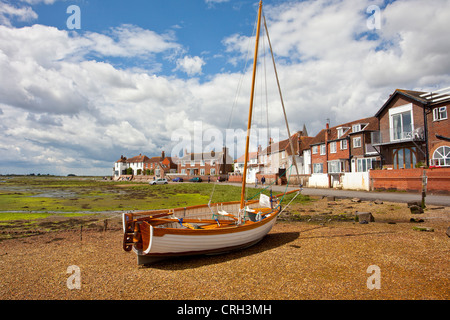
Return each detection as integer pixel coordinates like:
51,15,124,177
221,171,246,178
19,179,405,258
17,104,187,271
113,154,149,179
310,117,380,174
371,88,450,169
257,129,311,184
143,151,177,179
309,117,380,188
113,152,177,180
176,147,233,178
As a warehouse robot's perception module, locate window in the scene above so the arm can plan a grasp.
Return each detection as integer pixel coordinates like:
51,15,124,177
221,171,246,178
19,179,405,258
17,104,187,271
340,139,348,150
281,151,286,159
313,163,323,173
200,169,205,175
433,106,447,121
191,160,195,167
181,169,185,174
389,104,413,141
352,124,362,132
328,160,345,173
320,144,326,155
393,147,417,169
312,146,318,154
200,160,205,166
330,142,337,153
392,112,412,140
432,146,450,166
353,137,361,148
356,158,375,172
210,168,216,175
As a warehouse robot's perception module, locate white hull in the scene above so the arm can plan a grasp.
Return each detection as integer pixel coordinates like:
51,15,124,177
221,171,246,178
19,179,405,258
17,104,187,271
133,214,278,265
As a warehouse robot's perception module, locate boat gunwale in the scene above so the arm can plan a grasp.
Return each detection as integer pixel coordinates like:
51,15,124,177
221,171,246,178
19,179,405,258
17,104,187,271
148,206,280,237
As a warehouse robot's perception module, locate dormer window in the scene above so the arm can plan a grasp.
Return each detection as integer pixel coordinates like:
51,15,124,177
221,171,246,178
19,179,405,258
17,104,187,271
337,126,349,138
352,124,362,132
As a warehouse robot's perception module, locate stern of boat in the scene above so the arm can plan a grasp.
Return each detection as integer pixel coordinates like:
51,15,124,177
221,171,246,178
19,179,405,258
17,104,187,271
122,213,144,252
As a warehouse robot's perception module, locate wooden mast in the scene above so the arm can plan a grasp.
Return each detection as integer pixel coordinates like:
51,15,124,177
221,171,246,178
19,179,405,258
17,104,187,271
240,0,263,210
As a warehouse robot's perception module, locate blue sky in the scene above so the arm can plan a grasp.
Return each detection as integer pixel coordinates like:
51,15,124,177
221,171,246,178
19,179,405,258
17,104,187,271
23,0,264,77
0,0,449,175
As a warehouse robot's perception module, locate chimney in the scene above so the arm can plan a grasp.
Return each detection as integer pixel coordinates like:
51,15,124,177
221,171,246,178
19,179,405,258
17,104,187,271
161,151,165,159
269,137,274,145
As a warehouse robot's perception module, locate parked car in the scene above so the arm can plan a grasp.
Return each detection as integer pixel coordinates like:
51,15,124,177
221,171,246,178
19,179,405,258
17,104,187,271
189,177,202,182
149,178,168,185
172,177,184,182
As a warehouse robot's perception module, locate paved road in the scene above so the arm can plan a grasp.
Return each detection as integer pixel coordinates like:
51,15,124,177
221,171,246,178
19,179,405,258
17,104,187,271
222,182,450,206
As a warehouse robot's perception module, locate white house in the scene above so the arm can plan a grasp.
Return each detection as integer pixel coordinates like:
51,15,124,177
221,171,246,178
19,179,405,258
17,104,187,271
234,151,260,183
113,154,149,179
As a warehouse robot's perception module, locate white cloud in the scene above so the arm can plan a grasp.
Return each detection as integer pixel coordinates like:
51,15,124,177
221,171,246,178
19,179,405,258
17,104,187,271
175,56,206,76
1,0,450,175
0,1,37,26
84,24,182,58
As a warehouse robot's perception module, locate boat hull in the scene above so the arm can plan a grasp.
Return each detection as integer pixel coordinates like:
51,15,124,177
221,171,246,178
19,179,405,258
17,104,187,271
134,212,278,265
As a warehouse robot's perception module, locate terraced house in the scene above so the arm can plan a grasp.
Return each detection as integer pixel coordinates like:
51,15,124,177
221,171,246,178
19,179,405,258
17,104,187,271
176,147,234,178
309,117,380,188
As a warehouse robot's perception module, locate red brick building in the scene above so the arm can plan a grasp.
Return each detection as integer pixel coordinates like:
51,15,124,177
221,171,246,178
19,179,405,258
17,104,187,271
310,117,380,176
372,88,450,169
176,147,234,178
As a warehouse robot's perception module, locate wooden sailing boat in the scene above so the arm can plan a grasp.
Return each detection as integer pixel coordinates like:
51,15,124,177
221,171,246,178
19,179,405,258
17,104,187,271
122,1,301,265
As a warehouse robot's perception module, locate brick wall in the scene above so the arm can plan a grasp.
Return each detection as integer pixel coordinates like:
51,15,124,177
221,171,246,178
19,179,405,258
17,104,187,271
370,167,450,194
427,102,450,160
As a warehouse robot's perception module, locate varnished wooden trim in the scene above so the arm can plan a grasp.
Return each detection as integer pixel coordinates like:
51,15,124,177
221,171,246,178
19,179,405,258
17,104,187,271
151,208,279,237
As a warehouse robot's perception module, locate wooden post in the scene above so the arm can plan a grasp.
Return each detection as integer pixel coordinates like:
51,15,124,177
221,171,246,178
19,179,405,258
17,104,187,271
421,169,427,209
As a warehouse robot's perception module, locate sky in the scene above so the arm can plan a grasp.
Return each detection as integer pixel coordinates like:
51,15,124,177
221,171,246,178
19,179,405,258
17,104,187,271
0,0,449,176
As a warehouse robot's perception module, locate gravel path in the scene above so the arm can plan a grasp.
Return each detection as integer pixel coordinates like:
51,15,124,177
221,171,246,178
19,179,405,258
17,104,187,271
1,204,448,300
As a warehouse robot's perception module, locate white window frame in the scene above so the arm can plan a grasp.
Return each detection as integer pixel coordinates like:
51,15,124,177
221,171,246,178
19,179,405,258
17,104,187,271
313,163,323,173
431,146,450,167
320,144,326,155
356,157,376,172
328,160,345,173
352,124,362,132
353,137,361,148
330,141,337,153
433,106,447,121
389,103,414,141
312,146,318,154
340,139,348,150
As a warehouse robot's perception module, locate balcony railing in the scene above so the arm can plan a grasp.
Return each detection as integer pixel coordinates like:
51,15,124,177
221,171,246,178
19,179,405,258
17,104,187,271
371,126,425,146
